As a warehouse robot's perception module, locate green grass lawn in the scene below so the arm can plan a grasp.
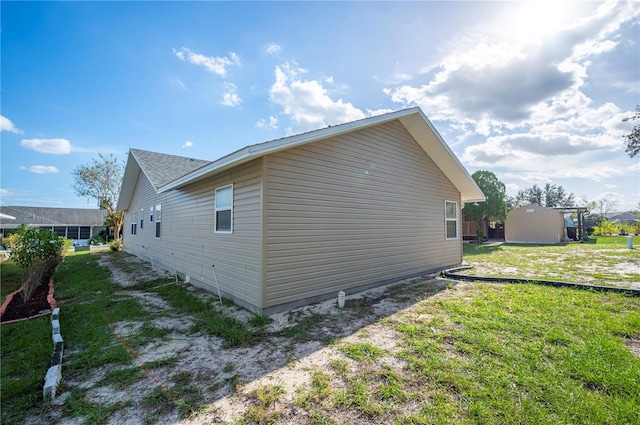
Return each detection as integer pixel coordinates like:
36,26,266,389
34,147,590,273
462,236,640,287
0,260,27,300
2,242,639,424
389,283,640,424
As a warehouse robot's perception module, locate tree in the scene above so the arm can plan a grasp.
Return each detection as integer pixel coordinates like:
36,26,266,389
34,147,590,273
462,170,507,242
623,105,640,158
543,183,575,208
508,183,575,209
594,193,619,221
71,153,125,239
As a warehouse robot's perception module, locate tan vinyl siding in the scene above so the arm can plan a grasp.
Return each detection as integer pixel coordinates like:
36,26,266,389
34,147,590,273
264,120,461,308
505,205,565,244
123,160,263,309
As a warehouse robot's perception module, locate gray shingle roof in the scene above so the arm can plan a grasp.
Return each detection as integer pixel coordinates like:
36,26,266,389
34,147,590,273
0,206,106,226
130,148,211,189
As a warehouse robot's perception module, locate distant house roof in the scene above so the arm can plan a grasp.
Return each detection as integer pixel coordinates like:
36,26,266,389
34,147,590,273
117,107,485,211
609,211,639,223
0,206,106,227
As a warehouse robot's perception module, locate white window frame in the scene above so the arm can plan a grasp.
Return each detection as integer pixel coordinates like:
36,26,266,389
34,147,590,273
131,211,137,236
140,208,144,230
155,204,162,239
445,200,458,240
150,205,154,223
215,184,233,234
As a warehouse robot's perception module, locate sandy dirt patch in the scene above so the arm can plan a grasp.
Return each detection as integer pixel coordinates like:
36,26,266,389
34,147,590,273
28,253,450,425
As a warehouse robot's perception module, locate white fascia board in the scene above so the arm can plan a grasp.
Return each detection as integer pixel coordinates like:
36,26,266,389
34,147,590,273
158,108,423,193
116,152,147,212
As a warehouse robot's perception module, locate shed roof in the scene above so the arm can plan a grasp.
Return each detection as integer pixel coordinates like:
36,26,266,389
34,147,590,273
0,206,106,226
117,108,485,210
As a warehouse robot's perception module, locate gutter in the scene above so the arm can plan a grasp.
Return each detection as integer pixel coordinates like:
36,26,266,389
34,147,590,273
441,265,640,296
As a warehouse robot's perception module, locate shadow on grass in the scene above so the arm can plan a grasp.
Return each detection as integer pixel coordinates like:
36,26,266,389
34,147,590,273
2,250,453,424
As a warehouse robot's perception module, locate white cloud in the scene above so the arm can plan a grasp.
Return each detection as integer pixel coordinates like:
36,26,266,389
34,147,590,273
0,188,14,197
266,42,282,56
174,47,240,77
384,0,639,129
1,115,23,134
381,0,638,202
256,116,279,130
367,108,394,117
19,165,59,174
182,141,193,148
20,138,73,154
269,63,366,134
220,82,242,107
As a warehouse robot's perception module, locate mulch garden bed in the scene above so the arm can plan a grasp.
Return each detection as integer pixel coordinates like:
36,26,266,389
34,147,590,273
1,269,56,324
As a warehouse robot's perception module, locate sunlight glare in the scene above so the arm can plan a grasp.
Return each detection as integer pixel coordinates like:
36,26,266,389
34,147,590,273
502,1,576,42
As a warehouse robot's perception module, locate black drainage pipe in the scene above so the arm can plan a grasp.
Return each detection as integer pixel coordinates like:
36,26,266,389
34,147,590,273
441,265,640,297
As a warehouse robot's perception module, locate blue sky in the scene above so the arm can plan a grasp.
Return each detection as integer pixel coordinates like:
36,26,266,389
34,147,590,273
1,1,638,211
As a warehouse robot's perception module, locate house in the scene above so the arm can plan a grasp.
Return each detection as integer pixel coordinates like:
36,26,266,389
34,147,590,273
505,204,588,244
116,108,485,314
0,206,106,245
609,211,639,224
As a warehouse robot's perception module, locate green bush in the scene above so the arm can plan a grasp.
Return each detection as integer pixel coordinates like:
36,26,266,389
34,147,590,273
593,220,616,236
109,239,123,252
88,235,106,245
7,225,67,301
9,225,65,270
616,222,631,235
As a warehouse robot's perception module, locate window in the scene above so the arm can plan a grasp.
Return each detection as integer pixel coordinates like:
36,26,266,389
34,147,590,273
140,208,144,230
215,185,233,233
67,226,79,240
445,201,458,240
54,226,66,237
131,211,137,235
150,205,154,222
79,226,91,239
155,204,162,239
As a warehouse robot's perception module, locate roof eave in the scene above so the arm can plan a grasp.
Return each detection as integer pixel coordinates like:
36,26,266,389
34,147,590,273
160,108,428,193
158,107,483,204
398,111,485,204
116,151,155,211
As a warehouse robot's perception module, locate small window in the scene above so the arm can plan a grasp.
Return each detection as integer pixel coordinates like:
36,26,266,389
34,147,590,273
150,206,154,222
155,204,162,239
131,211,137,235
215,185,233,233
445,201,458,240
140,209,144,230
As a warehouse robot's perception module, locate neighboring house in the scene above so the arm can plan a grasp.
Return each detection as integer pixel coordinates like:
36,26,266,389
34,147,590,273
0,206,106,245
609,211,640,224
116,108,485,314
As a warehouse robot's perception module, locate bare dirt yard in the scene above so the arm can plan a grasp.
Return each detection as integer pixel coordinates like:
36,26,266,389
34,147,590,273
32,253,454,424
